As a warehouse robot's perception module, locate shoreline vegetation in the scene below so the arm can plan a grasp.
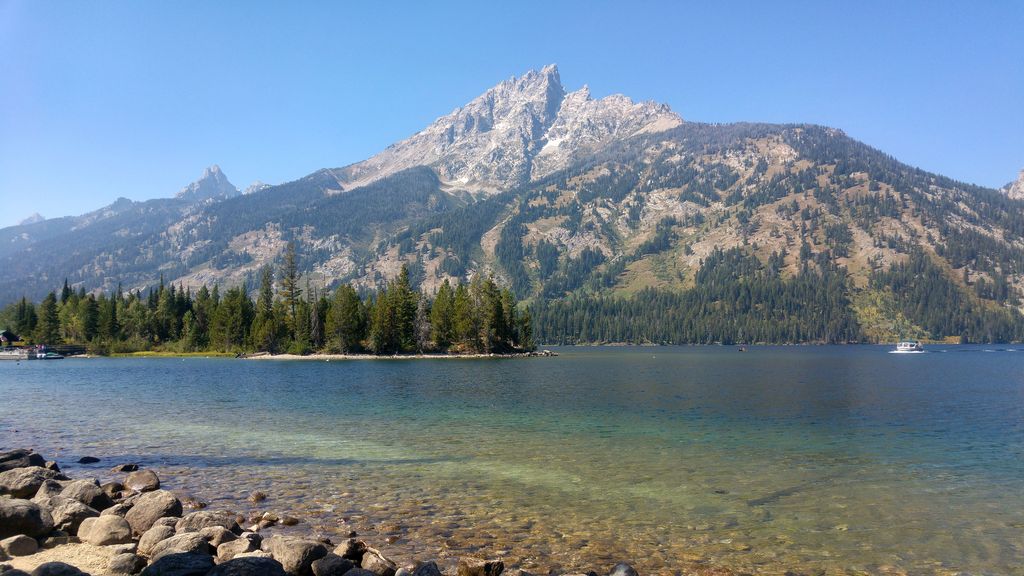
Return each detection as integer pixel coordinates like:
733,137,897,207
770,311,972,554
0,448,642,576
0,248,536,359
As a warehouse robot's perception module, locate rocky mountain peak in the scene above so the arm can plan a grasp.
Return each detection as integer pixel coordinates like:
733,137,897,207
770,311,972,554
176,164,240,202
17,213,45,226
1003,169,1024,200
337,65,681,193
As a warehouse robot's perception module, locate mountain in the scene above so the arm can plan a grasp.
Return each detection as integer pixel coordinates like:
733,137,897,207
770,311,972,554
17,213,45,226
2,65,1023,344
176,165,239,202
1002,169,1024,200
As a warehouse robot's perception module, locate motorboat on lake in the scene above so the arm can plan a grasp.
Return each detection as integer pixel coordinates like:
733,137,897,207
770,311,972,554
892,341,924,353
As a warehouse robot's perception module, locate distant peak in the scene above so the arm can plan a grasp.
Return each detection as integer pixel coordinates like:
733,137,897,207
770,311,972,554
176,164,239,202
1005,168,1024,200
244,180,272,195
17,212,45,226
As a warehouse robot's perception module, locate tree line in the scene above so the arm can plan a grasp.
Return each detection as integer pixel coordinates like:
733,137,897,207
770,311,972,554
0,243,534,356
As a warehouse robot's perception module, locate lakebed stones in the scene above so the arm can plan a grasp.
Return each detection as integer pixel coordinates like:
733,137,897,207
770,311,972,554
457,557,505,576
208,556,288,576
0,535,38,557
78,515,133,546
261,535,328,576
0,499,54,539
0,468,66,499
124,470,160,493
0,450,45,473
125,490,182,535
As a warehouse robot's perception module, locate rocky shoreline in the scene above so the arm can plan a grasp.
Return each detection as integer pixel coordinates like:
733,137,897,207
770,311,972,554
0,449,638,576
239,351,557,361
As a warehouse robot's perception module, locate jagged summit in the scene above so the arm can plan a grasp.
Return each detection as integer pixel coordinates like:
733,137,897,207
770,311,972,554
1003,169,1024,200
175,165,240,202
337,64,682,192
244,180,271,195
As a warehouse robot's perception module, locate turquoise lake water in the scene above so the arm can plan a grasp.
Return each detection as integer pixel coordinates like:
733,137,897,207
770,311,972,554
1,346,1022,575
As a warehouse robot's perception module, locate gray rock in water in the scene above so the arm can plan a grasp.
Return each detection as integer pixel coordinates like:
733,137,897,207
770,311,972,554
78,515,132,546
360,548,396,576
261,535,328,576
110,464,138,473
29,562,90,576
0,450,45,473
140,552,214,576
412,562,443,576
607,563,638,576
148,533,211,562
208,557,288,576
0,467,66,499
0,499,54,539
124,470,159,493
311,553,354,576
108,553,145,575
175,511,239,534
77,457,100,465
59,480,112,512
0,535,38,557
457,557,505,576
33,496,98,535
125,490,181,536
137,525,176,558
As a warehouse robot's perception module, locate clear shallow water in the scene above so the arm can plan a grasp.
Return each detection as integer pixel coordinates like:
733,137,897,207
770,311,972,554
1,346,1023,575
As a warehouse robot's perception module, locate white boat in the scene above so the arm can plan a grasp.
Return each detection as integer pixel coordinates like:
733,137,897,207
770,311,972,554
892,341,924,353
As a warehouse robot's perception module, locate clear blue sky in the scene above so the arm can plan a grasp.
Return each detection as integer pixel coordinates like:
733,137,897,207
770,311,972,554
1,1,1022,227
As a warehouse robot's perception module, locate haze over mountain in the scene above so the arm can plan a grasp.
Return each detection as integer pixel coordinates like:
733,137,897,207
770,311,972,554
3,65,1024,343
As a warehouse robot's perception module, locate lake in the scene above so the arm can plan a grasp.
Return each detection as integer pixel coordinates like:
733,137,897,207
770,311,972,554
1,346,1023,575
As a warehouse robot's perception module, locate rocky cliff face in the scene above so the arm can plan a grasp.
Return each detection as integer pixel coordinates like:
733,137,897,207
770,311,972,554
175,165,239,202
1003,169,1024,200
337,65,681,192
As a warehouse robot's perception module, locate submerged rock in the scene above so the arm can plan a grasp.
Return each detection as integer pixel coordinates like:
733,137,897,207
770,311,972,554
110,464,138,473
77,457,100,465
0,499,54,539
457,557,505,576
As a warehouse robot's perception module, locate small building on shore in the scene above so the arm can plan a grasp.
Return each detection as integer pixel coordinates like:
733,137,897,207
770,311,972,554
0,329,19,345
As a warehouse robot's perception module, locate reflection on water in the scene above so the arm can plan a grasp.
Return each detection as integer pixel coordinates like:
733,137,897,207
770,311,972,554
1,346,1023,575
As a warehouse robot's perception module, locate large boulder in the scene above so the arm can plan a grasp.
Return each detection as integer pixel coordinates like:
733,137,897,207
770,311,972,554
78,515,133,546
208,557,288,576
198,526,236,548
0,467,65,499
0,499,54,539
216,533,261,563
125,490,182,536
138,525,176,558
456,558,505,576
100,502,133,518
333,539,366,563
360,548,396,576
311,554,354,576
31,479,65,501
108,553,146,575
140,552,214,576
148,533,211,562
32,496,98,535
28,562,89,576
0,535,38,557
0,450,45,473
124,470,159,493
175,511,240,534
261,536,328,576
59,480,113,511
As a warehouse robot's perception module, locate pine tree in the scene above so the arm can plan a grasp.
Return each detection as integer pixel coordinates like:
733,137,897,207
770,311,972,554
279,242,302,339
35,292,61,344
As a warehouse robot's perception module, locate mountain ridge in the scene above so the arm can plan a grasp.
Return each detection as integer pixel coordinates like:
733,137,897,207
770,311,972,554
1,65,1023,343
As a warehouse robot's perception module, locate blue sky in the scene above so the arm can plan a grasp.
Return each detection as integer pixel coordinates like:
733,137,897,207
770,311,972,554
1,1,1022,227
